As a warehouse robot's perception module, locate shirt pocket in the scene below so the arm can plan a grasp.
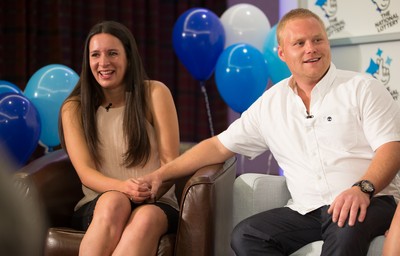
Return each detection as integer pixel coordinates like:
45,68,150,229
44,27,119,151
314,108,359,152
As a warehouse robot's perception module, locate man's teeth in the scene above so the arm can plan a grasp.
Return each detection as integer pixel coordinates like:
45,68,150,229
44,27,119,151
307,58,319,62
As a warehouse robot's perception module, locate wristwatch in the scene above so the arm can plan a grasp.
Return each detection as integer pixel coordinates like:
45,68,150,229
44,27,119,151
352,180,375,199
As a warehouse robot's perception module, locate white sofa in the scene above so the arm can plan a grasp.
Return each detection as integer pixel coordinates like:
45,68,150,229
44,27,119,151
233,173,385,256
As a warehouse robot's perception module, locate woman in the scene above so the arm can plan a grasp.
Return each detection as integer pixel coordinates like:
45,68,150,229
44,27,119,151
59,21,180,256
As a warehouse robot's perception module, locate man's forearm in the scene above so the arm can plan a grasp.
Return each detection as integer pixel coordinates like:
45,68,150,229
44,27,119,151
361,141,400,193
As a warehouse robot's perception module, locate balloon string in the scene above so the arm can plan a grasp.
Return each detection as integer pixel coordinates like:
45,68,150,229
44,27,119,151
200,82,214,137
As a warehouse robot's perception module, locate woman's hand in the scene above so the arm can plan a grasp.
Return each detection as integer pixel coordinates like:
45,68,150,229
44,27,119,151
119,178,152,204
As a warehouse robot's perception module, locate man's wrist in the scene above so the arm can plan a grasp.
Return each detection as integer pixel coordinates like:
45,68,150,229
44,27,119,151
352,180,375,199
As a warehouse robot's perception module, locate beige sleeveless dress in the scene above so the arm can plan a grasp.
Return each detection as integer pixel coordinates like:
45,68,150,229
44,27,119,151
74,105,179,211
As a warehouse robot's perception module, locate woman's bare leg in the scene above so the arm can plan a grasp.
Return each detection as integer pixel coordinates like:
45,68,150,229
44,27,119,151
79,191,131,256
112,204,168,256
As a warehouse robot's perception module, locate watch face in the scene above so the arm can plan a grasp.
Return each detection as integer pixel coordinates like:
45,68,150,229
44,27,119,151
361,180,375,192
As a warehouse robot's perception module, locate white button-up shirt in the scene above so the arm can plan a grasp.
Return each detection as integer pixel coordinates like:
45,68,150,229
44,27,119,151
218,63,400,214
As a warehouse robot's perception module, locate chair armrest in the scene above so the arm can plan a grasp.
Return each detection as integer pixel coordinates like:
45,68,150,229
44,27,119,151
14,149,83,227
174,156,237,256
233,173,291,227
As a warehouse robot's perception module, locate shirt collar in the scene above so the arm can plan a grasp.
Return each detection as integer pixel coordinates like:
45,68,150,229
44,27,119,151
312,62,336,98
288,62,336,97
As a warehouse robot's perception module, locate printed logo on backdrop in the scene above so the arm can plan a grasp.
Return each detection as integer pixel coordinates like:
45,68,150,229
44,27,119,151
370,0,399,33
315,0,345,37
365,48,398,100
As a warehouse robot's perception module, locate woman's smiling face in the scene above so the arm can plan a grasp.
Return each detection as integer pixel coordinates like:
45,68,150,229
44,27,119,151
89,33,128,90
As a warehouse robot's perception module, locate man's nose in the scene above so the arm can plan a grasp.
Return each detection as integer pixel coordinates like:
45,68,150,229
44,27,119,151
305,41,317,53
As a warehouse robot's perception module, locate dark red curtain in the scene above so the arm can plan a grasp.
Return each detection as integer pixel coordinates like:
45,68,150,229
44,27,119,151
0,0,228,151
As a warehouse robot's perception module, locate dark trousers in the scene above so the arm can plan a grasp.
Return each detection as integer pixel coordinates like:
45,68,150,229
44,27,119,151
231,196,396,256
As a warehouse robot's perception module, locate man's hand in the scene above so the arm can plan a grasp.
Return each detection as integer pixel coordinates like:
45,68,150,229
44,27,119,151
138,171,163,201
119,178,152,203
327,186,371,227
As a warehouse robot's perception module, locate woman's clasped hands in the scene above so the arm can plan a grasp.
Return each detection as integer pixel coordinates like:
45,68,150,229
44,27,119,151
122,178,152,203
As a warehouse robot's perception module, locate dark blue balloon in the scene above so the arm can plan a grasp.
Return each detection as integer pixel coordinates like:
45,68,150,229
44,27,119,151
0,93,41,167
0,80,22,95
173,8,225,82
262,24,291,84
215,43,269,113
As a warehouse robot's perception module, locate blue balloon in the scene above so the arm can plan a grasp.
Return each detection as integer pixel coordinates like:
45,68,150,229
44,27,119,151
0,80,22,95
24,64,79,148
173,8,225,82
262,24,291,84
215,43,269,113
0,92,41,167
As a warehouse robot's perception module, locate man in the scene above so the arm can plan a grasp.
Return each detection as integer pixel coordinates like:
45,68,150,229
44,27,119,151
141,8,400,255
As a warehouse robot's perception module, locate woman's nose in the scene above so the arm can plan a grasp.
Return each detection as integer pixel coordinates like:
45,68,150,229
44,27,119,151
99,54,110,66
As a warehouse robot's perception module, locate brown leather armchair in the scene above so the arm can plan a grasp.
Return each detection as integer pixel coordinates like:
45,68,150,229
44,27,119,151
14,146,236,256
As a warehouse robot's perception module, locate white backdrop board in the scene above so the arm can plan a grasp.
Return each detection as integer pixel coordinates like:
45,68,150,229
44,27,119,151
331,41,398,101
299,0,400,104
299,0,400,43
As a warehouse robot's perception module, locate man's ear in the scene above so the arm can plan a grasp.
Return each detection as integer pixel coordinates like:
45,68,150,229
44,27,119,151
277,45,285,62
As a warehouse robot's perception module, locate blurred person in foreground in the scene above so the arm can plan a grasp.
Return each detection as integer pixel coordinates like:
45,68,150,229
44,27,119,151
0,147,45,256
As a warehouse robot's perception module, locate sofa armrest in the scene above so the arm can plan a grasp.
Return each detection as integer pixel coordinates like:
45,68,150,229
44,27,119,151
233,173,291,227
175,156,237,256
14,149,83,227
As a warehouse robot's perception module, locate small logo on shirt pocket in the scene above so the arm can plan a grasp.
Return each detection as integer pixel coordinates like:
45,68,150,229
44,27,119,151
314,112,359,151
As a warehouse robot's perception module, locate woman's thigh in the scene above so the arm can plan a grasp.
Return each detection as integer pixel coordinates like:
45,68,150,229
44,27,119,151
71,190,131,231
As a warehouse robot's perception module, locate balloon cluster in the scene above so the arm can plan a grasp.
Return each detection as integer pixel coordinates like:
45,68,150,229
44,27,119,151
0,64,79,167
173,4,291,114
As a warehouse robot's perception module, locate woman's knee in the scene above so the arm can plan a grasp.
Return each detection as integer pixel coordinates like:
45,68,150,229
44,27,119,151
93,191,131,224
129,205,168,235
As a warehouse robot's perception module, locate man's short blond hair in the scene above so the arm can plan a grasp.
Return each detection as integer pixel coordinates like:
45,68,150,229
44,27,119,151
276,8,326,46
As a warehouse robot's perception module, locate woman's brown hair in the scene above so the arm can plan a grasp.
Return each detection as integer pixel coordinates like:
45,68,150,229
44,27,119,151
59,21,151,168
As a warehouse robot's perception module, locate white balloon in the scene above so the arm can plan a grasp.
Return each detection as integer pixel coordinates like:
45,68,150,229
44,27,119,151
220,3,271,52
